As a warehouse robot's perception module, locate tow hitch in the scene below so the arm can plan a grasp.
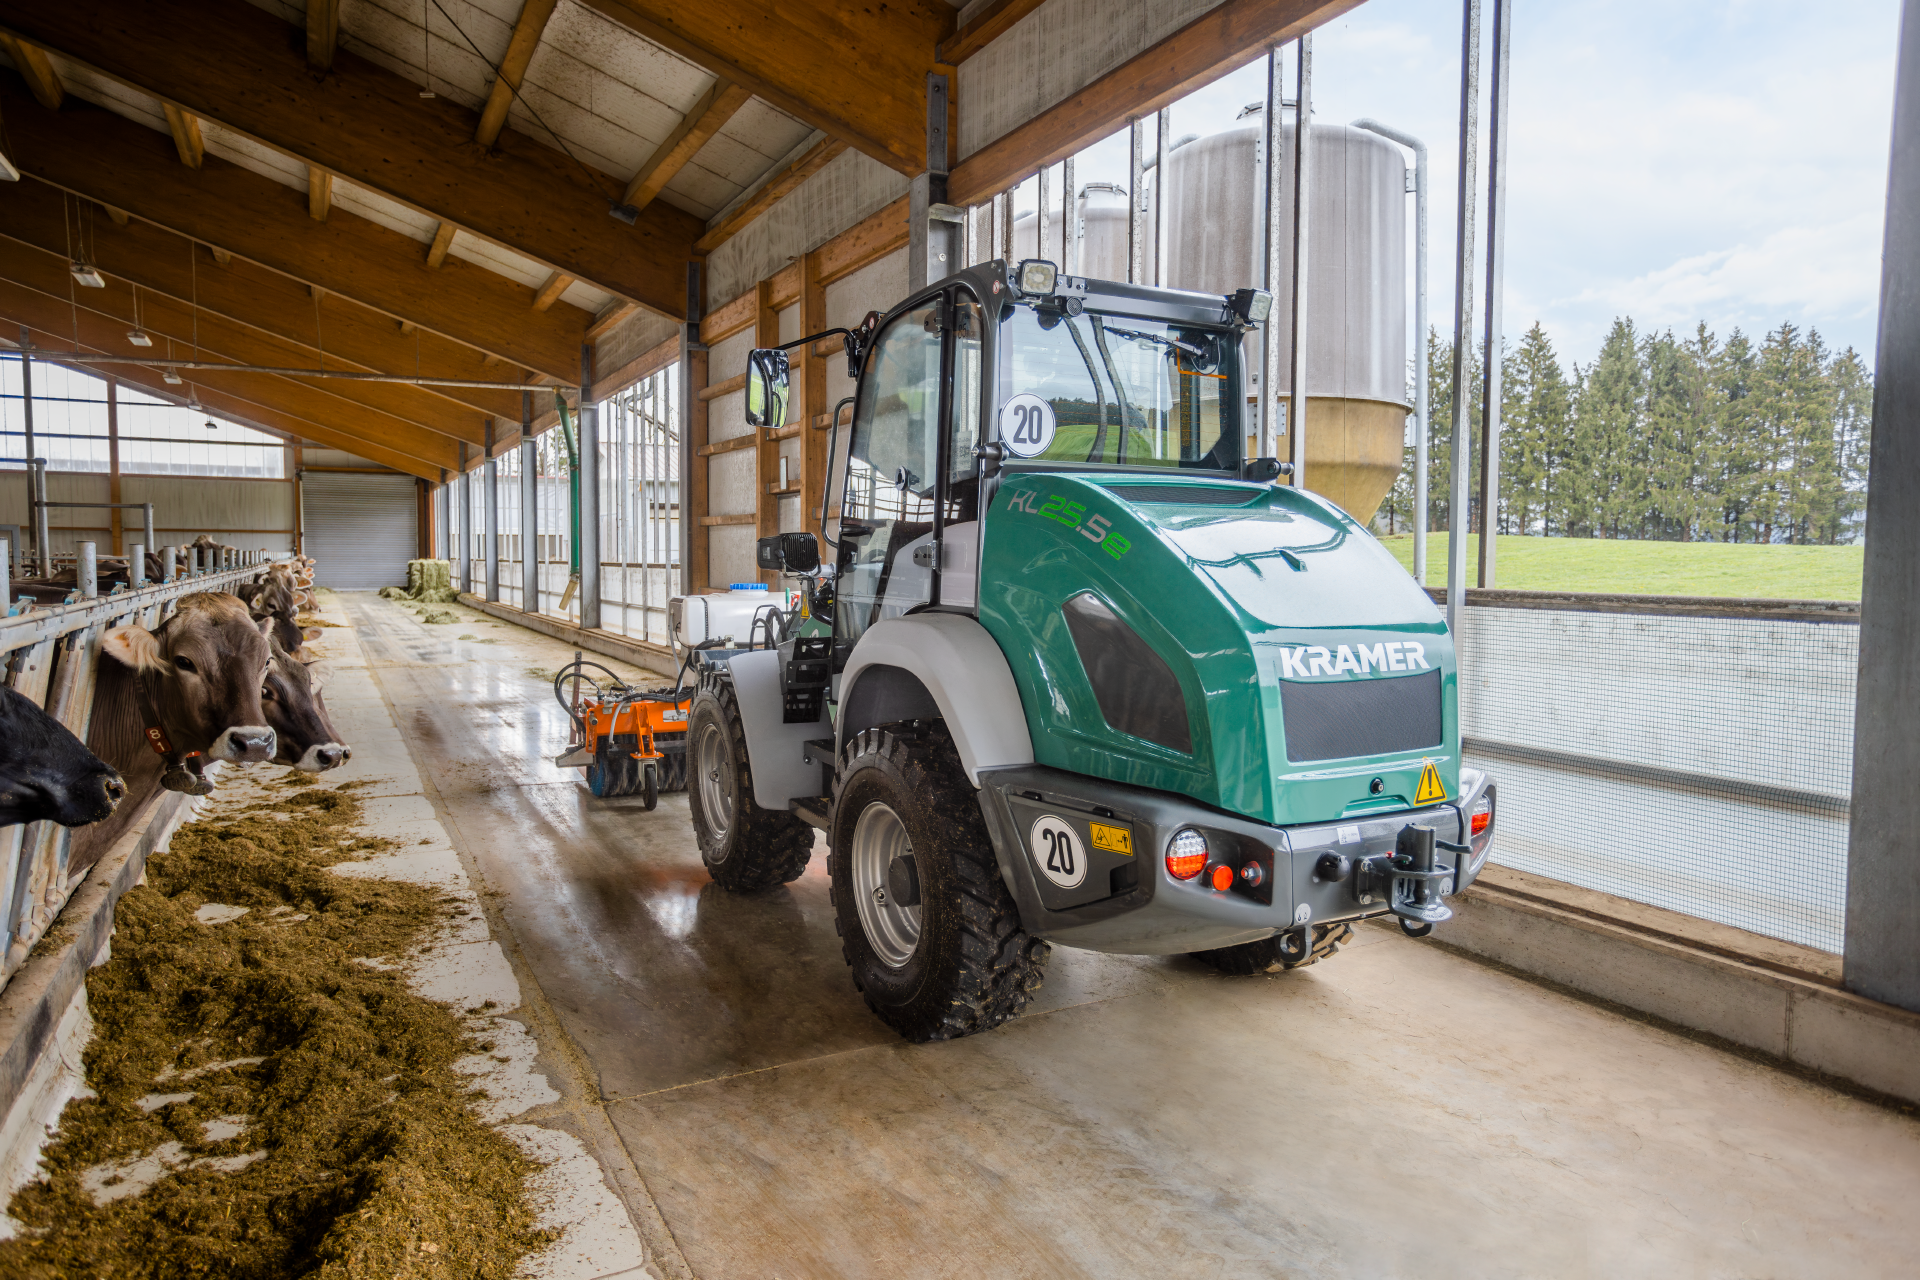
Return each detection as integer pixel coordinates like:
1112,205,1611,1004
1319,823,1460,932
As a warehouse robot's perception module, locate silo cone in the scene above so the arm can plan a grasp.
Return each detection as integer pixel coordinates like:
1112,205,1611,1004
1053,114,1410,525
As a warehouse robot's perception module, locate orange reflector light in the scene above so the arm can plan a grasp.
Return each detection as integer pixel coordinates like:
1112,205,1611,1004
1209,864,1235,893
1166,828,1208,880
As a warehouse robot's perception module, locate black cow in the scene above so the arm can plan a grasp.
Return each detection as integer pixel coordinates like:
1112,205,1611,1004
0,685,125,828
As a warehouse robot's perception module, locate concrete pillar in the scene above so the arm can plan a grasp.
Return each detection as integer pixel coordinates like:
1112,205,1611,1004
1847,0,1920,1014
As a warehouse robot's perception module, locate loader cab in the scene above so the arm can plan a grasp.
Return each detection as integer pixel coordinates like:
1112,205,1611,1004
827,262,1256,650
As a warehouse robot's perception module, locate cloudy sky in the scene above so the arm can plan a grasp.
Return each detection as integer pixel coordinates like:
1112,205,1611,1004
1049,0,1900,370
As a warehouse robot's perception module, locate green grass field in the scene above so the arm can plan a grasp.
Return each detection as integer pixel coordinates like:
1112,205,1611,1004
1375,533,1864,601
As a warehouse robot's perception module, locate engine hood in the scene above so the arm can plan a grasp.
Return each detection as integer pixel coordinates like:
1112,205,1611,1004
976,472,1459,827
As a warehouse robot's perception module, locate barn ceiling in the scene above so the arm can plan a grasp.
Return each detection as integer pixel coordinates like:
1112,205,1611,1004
0,0,971,479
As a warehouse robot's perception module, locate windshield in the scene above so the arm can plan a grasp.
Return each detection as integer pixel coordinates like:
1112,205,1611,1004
997,306,1239,470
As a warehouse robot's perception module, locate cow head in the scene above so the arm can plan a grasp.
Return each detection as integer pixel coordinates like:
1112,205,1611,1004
263,636,350,772
102,593,276,765
0,686,125,828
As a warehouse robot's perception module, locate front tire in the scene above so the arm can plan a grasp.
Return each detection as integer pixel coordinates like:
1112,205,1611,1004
829,724,1049,1042
687,674,813,891
1190,921,1355,975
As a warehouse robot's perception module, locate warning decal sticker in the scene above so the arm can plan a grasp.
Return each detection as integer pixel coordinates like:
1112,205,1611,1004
1090,822,1133,856
1415,760,1447,805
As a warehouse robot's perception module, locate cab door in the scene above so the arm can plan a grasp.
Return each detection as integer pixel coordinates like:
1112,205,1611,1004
834,289,983,645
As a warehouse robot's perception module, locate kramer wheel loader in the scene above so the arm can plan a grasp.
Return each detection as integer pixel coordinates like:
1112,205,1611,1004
682,258,1497,1042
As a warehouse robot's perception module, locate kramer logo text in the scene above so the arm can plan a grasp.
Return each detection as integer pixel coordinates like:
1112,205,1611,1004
1278,642,1431,679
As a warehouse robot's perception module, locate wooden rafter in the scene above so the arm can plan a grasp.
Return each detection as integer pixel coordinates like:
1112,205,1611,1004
305,0,340,72
2,286,455,476
424,222,456,269
161,103,203,168
621,78,751,210
695,137,849,254
937,0,1048,65
0,83,589,382
307,167,332,221
0,247,490,446
476,0,558,148
585,301,639,341
571,0,950,175
0,34,62,109
531,271,572,312
950,0,1363,206
1,0,701,319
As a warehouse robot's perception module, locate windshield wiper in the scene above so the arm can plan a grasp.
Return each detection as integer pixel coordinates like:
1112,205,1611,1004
1102,325,1208,360
1060,317,1110,462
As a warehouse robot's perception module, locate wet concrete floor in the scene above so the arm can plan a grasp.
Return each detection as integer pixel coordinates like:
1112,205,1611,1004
344,592,1920,1279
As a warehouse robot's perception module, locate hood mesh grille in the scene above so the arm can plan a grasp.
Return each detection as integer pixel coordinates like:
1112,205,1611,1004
1280,670,1443,763
1100,484,1261,506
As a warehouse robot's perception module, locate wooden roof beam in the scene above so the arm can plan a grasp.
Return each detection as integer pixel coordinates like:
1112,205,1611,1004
951,0,1362,206
532,271,572,312
695,136,848,254
161,103,203,168
1,0,702,319
621,78,751,211
0,34,62,109
1,286,456,476
938,0,1048,66
307,166,332,221
0,80,588,382
476,0,558,148
571,0,951,175
305,0,339,72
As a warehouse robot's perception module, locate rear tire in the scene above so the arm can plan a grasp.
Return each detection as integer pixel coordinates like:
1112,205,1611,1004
1191,921,1354,975
687,673,813,891
829,723,1049,1042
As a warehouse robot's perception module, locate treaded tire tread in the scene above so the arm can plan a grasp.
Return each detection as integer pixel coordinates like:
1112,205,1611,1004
1191,921,1355,975
688,672,813,891
829,723,1050,1042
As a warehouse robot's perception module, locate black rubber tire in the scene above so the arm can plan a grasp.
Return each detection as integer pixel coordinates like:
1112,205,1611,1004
829,723,1050,1042
641,761,659,811
1190,921,1355,975
687,673,813,891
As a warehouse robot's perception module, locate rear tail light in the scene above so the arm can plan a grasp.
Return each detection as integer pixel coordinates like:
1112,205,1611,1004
1469,791,1495,858
1166,829,1208,880
1470,797,1492,837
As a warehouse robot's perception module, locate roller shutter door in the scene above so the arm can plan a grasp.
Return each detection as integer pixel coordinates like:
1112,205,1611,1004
302,474,417,590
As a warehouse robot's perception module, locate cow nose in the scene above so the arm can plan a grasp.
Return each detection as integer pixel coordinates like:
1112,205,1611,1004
341,746,352,762
230,729,276,762
316,746,342,769
101,774,126,807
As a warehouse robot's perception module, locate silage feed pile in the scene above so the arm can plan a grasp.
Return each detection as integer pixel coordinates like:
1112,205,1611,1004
378,560,459,604
0,781,550,1279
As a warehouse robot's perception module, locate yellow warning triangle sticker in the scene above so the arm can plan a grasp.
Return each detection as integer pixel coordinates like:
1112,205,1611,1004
1415,760,1447,805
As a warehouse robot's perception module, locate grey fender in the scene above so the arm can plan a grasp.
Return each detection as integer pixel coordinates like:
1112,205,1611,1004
726,649,829,810
837,614,1034,786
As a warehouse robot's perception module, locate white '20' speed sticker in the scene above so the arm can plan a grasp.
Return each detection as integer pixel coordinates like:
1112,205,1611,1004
1030,814,1087,889
999,393,1057,457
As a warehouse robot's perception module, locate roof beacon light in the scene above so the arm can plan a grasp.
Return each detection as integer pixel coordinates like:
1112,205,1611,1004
1017,259,1058,297
1229,288,1273,325
70,260,106,289
1166,828,1208,881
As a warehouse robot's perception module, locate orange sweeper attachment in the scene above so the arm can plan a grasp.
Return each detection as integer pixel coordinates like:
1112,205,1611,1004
551,653,693,807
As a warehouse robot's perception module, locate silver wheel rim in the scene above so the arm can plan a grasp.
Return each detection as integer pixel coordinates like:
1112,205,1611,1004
695,720,733,842
851,802,920,968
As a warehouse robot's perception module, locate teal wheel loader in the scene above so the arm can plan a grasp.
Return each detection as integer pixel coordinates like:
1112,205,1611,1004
683,258,1497,1042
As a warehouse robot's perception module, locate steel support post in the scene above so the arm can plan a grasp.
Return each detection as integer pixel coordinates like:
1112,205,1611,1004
455,466,470,594
521,392,537,614
1446,0,1482,638
1262,47,1285,461
1128,119,1146,284
1155,107,1172,286
1286,37,1314,489
678,262,701,598
484,439,500,604
1062,157,1079,275
578,345,600,630
909,73,959,292
1037,164,1050,264
1846,0,1920,1014
1354,118,1429,579
77,542,96,598
1476,0,1511,587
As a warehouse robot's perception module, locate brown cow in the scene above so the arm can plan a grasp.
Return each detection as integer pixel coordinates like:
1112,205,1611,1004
70,593,276,875
263,636,350,772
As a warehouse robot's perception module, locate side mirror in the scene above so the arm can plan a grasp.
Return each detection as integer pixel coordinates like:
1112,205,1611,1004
756,531,820,575
745,347,791,428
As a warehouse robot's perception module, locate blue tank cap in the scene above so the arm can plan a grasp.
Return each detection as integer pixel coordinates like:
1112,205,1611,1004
728,582,769,591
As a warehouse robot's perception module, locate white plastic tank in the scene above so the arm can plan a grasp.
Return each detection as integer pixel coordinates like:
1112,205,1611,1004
670,583,784,649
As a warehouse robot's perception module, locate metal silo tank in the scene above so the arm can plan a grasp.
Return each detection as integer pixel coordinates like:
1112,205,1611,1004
1010,182,1141,279
1164,109,1408,524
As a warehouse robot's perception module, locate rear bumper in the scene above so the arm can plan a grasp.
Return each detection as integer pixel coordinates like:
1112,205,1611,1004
975,764,1495,955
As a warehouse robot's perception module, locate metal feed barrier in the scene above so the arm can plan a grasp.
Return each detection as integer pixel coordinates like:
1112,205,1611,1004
0,539,268,988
